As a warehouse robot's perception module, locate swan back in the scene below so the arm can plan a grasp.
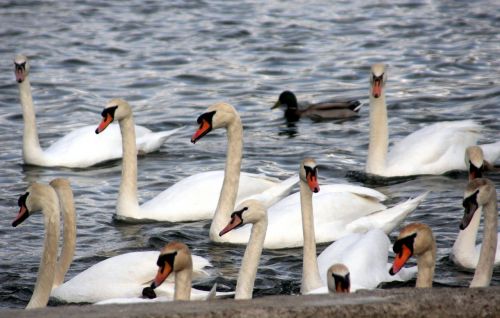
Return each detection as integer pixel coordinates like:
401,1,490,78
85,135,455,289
326,264,350,293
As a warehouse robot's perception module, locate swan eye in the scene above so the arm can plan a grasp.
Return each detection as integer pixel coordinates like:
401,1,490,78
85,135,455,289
101,105,118,118
196,111,216,124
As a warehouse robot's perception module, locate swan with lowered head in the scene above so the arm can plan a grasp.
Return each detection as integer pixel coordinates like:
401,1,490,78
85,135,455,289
389,223,436,288
366,63,500,177
297,158,417,294
272,90,361,121
12,181,214,305
218,200,267,299
96,100,297,222
453,178,499,286
327,264,350,293
14,54,179,168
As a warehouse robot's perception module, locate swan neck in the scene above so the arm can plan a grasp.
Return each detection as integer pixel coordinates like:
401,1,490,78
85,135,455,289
366,94,388,175
51,184,76,288
300,180,323,294
174,265,192,301
117,115,140,215
235,218,266,300
470,197,498,287
18,77,44,163
210,119,243,240
27,191,60,309
416,242,436,288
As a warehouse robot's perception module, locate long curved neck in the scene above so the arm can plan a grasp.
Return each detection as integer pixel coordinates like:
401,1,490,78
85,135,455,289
117,115,140,217
300,180,323,294
174,264,192,301
51,184,76,288
366,93,388,175
235,218,267,300
27,191,60,309
209,118,243,240
18,77,44,163
470,196,498,287
416,242,436,288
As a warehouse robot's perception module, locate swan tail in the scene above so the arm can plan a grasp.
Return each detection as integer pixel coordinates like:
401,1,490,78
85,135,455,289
243,174,299,208
346,191,429,234
480,141,500,165
136,126,184,153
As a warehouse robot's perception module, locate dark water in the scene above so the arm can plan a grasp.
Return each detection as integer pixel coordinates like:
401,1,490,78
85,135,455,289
1,0,499,309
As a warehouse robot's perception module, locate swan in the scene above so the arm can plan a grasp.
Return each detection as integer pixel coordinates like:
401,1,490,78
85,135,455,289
389,223,436,288
96,99,297,222
327,264,350,293
366,63,500,177
464,145,498,181
451,178,499,284
14,54,179,168
272,90,361,121
96,242,231,304
297,158,416,294
218,200,267,299
11,182,214,305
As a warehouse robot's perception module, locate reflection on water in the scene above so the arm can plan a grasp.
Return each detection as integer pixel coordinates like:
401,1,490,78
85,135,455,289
1,0,500,309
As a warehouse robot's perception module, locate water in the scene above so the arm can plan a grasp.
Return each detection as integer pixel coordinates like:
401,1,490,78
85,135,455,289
0,0,499,309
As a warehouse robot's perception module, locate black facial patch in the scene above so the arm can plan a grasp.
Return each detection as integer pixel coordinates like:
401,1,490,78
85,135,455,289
332,272,350,291
196,110,216,125
14,62,26,72
101,105,118,119
460,190,479,230
18,192,29,207
393,233,417,256
372,73,384,83
12,192,30,227
156,251,178,269
229,207,248,228
469,162,483,179
304,165,318,178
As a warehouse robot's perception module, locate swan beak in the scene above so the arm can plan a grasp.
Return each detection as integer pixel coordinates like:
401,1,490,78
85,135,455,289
306,173,320,193
15,68,25,83
95,114,113,134
272,100,281,109
191,119,212,144
219,213,243,236
12,203,29,227
389,244,412,275
460,197,478,230
334,273,350,293
151,262,173,289
372,79,382,98
468,162,483,181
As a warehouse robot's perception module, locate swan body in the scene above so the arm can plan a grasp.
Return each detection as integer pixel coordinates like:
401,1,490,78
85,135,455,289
97,99,295,222
272,90,361,121
297,158,416,295
14,54,177,168
366,63,500,177
216,183,428,249
451,179,500,269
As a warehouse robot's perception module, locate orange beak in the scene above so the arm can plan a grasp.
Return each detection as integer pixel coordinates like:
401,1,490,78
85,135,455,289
307,173,320,193
219,213,243,236
372,79,382,98
390,244,412,275
191,119,211,144
336,280,350,293
95,114,113,134
12,204,29,227
152,262,173,289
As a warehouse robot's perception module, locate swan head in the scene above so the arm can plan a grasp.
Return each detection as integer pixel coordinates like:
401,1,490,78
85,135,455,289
272,91,298,110
465,146,484,181
300,158,320,193
12,183,57,227
144,242,192,297
191,102,240,143
14,54,30,83
327,264,350,293
370,64,387,99
460,178,495,230
95,99,131,134
390,223,434,275
219,199,267,236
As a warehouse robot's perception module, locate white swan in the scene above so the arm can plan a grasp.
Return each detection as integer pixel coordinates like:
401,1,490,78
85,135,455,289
210,155,427,248
389,223,436,288
11,182,213,306
326,264,350,293
14,54,178,168
219,200,267,299
96,100,296,222
452,178,499,282
366,63,500,177
297,158,416,295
